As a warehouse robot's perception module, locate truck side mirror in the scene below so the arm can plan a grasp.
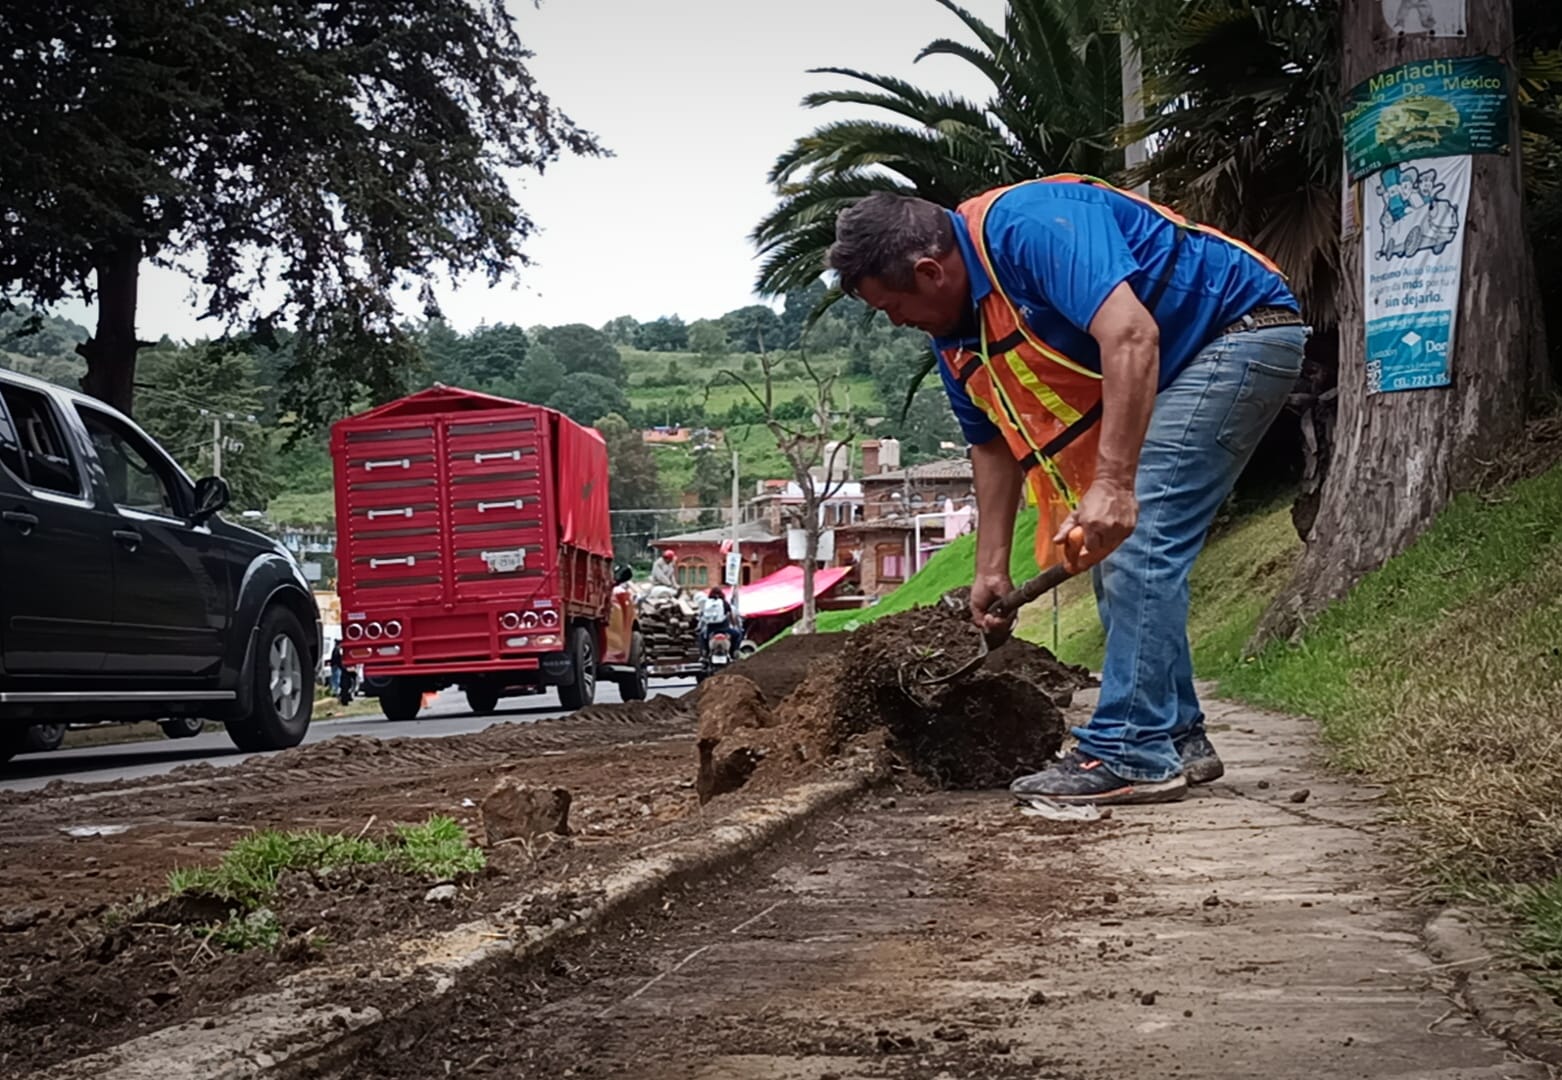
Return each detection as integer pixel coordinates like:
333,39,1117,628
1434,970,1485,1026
615,565,634,586
191,475,231,524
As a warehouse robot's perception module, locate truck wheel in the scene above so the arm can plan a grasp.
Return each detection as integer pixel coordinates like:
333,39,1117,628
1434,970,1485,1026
617,630,649,702
10,723,66,754
379,679,424,722
558,625,598,710
225,606,313,752
465,686,500,716
160,717,206,740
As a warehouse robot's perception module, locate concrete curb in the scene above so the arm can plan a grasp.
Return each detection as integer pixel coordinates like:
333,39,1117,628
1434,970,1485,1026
1424,907,1562,1067
42,770,875,1080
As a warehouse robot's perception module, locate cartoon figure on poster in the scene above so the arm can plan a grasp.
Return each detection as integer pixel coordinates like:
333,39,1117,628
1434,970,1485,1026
1371,162,1460,260
1380,0,1465,36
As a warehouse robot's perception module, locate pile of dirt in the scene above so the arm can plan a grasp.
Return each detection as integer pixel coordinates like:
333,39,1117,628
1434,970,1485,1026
696,606,1091,792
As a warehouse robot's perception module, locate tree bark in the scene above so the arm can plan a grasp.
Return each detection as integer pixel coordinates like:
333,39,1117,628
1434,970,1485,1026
77,239,144,415
801,506,819,634
1255,0,1543,645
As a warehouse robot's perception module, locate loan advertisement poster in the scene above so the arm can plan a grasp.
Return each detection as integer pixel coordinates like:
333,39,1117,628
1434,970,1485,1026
1380,0,1467,37
1363,155,1471,394
1344,55,1509,181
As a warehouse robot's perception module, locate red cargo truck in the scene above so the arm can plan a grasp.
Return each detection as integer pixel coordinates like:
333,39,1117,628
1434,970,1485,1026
330,386,647,721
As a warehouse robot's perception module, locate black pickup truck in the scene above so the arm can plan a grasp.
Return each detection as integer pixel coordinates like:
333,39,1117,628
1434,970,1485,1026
0,367,321,762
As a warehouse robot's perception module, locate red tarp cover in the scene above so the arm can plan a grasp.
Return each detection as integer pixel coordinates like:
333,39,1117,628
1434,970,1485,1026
554,415,613,558
734,565,852,619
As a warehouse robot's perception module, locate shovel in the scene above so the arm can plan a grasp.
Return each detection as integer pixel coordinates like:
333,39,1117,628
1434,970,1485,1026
916,527,1084,687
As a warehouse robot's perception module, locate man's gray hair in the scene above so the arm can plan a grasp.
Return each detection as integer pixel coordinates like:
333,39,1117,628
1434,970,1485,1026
827,192,954,297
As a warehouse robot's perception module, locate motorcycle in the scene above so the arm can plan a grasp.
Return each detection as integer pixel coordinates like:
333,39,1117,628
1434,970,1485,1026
700,629,733,680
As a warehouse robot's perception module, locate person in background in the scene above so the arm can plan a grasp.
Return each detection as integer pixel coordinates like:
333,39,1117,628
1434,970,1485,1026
699,585,742,654
650,547,679,591
328,638,344,696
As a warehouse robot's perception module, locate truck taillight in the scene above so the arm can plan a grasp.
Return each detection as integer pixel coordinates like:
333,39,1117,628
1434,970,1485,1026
345,623,364,641
540,610,559,627
521,611,540,629
499,612,521,631
366,622,384,640
385,620,402,638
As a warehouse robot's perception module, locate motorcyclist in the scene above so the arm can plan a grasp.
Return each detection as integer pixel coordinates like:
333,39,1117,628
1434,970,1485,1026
699,586,742,656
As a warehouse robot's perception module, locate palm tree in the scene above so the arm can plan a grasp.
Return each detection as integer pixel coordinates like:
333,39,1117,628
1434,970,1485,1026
1124,0,1562,333
752,0,1125,298
1122,0,1343,326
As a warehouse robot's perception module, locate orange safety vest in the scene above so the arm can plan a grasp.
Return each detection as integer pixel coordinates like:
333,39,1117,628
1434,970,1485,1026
941,175,1284,568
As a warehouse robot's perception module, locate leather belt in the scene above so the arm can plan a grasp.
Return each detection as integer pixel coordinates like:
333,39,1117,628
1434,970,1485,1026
1220,306,1305,336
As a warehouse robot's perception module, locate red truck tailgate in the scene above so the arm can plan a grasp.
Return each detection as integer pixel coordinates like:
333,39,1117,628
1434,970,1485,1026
334,391,559,612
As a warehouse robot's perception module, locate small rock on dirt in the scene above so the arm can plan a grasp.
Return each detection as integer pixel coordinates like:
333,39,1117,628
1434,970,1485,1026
1257,780,1271,789
0,906,47,933
1140,990,1158,1006
1289,788,1312,804
480,778,571,846
424,884,458,903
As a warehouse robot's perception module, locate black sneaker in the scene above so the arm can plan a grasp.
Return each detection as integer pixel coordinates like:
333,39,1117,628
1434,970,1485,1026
1177,731,1225,785
1009,750,1188,806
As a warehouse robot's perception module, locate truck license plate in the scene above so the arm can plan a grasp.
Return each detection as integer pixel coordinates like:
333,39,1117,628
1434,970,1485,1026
483,549,525,573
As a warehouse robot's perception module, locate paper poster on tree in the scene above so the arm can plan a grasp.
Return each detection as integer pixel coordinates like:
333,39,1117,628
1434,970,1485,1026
1343,55,1508,181
1379,0,1466,37
1363,155,1471,394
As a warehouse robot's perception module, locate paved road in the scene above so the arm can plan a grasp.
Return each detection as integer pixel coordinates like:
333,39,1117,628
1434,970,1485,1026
0,680,694,794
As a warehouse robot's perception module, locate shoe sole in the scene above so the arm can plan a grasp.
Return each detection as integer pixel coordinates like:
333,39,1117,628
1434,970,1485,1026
1020,775,1191,807
1184,758,1225,786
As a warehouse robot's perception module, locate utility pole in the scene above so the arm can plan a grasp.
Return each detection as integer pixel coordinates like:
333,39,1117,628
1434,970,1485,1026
729,448,742,612
1121,32,1149,196
211,415,222,478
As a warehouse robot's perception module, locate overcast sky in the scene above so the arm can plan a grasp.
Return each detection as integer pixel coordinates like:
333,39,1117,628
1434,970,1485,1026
57,0,1007,341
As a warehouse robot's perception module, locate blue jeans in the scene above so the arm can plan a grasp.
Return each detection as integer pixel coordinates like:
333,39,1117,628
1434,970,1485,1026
1075,324,1307,781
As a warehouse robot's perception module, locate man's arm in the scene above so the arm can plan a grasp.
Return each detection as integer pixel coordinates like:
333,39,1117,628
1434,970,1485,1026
970,436,1023,632
1052,282,1158,568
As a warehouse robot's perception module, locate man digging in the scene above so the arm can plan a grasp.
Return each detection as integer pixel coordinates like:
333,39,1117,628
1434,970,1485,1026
829,177,1304,805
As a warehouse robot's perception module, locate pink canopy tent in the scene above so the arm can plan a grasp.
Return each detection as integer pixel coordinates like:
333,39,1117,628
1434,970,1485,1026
733,565,852,618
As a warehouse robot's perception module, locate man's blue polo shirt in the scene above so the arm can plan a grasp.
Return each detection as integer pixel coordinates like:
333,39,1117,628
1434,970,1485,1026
932,182,1298,446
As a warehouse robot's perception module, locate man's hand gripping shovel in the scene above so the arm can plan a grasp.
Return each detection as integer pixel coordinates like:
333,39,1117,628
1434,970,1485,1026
915,526,1090,687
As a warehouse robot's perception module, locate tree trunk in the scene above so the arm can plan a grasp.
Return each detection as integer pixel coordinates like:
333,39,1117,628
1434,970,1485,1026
76,239,144,415
1255,0,1543,645
800,497,819,634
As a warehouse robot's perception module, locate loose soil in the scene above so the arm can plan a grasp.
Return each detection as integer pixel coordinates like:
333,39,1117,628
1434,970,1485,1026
0,703,704,1075
277,791,1115,1080
1,607,1092,1076
696,607,1091,793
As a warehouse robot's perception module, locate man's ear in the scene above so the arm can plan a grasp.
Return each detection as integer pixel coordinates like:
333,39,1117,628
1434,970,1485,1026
912,256,945,288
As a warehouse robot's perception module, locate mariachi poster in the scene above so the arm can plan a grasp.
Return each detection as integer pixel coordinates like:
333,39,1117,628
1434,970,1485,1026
1363,155,1471,394
1344,55,1508,180
1380,0,1466,38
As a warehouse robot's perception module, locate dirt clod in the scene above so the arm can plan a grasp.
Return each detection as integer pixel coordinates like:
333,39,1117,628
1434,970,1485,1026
480,779,572,846
1289,788,1312,804
1140,990,1158,1006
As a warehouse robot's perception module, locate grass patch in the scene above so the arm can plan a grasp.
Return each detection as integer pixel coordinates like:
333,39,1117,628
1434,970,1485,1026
168,815,484,950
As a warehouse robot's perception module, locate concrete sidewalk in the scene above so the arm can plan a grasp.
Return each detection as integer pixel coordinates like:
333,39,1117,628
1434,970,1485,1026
320,695,1553,1080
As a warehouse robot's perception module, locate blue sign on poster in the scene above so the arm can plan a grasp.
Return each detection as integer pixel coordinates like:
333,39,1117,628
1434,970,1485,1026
1362,156,1471,394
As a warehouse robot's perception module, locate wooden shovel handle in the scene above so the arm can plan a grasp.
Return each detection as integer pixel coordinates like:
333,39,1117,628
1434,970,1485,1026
988,561,1076,620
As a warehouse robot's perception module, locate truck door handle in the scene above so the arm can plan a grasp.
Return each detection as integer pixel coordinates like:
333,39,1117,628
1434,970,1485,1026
112,528,142,552
3,510,38,535
474,450,521,464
